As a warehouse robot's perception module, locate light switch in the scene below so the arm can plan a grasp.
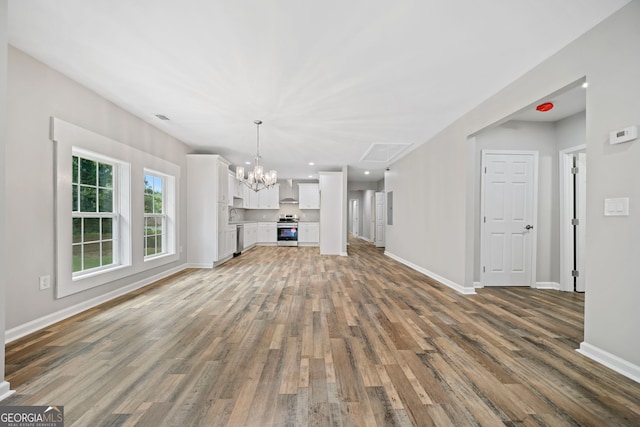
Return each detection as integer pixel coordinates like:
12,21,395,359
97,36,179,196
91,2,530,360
604,197,629,216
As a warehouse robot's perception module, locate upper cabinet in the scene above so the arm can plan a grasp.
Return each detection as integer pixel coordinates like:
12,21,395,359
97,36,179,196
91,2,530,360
229,170,244,204
241,183,279,209
217,162,229,205
298,183,320,209
259,184,280,209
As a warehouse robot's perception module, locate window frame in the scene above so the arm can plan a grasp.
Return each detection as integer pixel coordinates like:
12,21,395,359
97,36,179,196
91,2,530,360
72,151,121,276
53,118,180,299
143,171,170,259
70,147,130,280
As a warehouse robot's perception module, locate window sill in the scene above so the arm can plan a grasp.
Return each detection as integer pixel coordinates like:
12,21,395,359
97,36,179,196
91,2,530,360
72,263,129,282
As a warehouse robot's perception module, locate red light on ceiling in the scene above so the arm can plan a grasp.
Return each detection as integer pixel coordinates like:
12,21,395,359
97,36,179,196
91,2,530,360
536,102,554,112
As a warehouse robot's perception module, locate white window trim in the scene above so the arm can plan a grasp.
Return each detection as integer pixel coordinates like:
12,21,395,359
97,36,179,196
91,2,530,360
143,169,177,261
72,149,126,277
52,117,180,298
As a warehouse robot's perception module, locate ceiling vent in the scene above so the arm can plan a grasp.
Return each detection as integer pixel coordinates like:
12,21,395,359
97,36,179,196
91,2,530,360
360,143,410,163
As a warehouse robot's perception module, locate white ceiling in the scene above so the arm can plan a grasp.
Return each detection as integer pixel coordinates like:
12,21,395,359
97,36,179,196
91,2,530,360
7,0,629,181
507,83,586,123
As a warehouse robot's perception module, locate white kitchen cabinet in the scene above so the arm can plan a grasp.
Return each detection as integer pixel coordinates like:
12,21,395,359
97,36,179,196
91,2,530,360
246,185,260,209
298,183,320,209
257,222,277,244
186,154,231,267
217,162,229,205
226,225,237,257
243,222,258,248
227,172,235,206
229,171,244,205
242,183,279,209
298,222,319,245
259,184,280,209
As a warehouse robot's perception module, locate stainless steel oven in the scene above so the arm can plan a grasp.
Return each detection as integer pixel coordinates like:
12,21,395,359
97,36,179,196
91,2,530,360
277,215,298,247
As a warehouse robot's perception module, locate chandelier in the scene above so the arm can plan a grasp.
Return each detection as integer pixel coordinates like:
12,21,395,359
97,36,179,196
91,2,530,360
235,120,277,192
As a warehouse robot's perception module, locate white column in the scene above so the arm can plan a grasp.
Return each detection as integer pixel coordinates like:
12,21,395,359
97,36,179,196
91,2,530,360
319,172,345,255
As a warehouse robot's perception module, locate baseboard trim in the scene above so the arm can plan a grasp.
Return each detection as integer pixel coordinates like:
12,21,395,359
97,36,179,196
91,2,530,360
0,381,14,402
535,281,560,290
5,264,188,344
186,263,212,269
384,251,476,295
577,342,640,384
474,281,482,288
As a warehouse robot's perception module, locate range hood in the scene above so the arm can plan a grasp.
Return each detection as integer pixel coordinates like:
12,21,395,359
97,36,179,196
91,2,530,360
280,197,299,204
279,179,299,204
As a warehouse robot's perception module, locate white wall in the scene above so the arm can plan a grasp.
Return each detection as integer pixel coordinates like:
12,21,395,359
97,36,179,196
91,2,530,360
0,0,12,399
5,47,190,333
556,112,587,151
387,2,640,373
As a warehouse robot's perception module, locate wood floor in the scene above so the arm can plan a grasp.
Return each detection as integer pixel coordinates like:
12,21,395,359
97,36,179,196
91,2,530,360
3,238,640,426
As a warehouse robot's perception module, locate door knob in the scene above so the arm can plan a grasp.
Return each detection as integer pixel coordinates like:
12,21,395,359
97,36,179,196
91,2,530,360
525,224,533,230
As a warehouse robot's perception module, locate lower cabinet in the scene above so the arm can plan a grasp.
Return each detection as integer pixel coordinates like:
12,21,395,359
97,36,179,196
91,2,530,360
298,222,319,245
243,223,258,248
258,222,277,244
225,225,237,257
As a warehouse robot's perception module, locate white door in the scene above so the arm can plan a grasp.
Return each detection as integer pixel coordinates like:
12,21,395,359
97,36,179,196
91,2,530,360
575,152,587,292
481,151,537,286
375,192,385,247
352,200,359,237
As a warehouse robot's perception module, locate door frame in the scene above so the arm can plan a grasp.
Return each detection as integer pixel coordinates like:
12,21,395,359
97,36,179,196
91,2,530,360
480,149,539,287
559,144,586,292
350,199,359,237
374,191,385,247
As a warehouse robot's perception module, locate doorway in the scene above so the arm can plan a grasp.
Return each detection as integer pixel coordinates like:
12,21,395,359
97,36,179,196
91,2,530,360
481,150,538,286
559,145,587,292
374,192,385,247
351,199,359,238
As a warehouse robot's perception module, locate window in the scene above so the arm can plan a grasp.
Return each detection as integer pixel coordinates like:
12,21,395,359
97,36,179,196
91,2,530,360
53,117,179,298
144,173,166,257
72,153,119,274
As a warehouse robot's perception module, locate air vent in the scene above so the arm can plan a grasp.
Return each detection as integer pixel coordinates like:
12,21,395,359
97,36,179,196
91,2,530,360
361,143,410,162
155,114,170,121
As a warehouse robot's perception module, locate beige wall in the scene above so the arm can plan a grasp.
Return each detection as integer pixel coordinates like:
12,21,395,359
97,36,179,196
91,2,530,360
386,2,640,371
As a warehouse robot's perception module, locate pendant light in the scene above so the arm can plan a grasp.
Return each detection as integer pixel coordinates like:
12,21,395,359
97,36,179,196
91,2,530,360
235,120,277,191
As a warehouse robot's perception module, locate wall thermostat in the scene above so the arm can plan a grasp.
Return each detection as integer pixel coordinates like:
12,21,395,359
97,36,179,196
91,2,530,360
609,125,638,145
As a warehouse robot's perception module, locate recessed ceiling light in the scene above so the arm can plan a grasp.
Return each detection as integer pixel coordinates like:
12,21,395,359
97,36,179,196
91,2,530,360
308,162,314,166
582,82,589,88
364,171,370,175
245,161,251,165
308,175,313,178
155,114,170,121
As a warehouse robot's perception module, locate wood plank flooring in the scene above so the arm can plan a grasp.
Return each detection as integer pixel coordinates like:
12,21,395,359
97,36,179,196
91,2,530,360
3,237,640,426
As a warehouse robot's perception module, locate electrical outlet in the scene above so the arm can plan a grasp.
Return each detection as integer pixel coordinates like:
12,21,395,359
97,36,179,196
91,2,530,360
39,275,51,290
